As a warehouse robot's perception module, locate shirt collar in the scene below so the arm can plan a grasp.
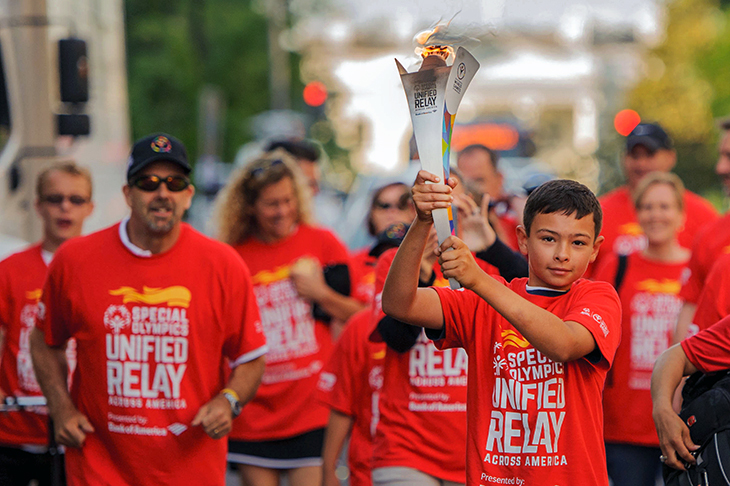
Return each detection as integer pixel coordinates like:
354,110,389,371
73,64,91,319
525,284,569,297
119,216,152,258
40,249,53,266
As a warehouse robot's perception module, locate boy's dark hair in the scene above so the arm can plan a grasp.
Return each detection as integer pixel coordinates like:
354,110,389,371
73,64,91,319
522,179,602,238
265,139,319,163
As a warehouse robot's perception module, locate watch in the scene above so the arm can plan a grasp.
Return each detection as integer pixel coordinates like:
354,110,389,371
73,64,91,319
221,388,242,418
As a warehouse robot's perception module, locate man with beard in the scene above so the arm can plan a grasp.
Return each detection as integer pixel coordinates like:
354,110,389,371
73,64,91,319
30,134,268,486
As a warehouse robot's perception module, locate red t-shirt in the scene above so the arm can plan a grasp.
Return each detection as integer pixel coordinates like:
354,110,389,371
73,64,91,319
231,224,350,441
691,252,730,332
681,315,730,372
316,309,385,486
591,186,717,277
350,247,377,305
0,245,51,447
38,223,267,486
593,252,688,446
680,212,730,304
370,249,467,483
433,278,621,486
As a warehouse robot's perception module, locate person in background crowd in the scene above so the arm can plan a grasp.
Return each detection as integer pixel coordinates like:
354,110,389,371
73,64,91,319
31,133,267,486
675,119,730,341
593,172,690,486
266,139,322,196
349,183,415,305
456,144,520,249
318,306,385,486
215,151,364,486
0,161,94,486
591,122,717,276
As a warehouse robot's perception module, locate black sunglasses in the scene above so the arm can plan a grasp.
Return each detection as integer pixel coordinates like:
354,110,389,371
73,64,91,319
251,159,285,179
41,194,89,206
374,194,410,211
130,174,191,192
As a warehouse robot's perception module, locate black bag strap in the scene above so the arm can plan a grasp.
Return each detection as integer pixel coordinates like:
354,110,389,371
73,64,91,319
614,254,629,292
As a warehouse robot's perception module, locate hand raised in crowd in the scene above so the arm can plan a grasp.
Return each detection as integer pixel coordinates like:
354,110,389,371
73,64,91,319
453,192,496,253
411,170,456,224
289,257,328,301
192,394,233,440
436,236,482,289
54,405,95,447
652,404,698,470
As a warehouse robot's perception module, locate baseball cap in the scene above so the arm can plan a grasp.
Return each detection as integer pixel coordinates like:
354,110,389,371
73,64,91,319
626,123,673,153
369,222,410,257
127,133,192,182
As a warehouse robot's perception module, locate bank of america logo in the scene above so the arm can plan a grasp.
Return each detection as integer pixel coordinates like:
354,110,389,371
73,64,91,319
167,423,187,436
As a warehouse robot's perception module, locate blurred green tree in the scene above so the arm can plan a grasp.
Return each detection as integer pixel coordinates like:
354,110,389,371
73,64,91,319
624,0,726,200
125,0,291,163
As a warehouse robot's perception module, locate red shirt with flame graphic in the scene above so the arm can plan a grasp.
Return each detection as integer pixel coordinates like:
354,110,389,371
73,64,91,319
369,249,469,483
589,186,717,278
433,277,621,486
38,223,267,486
316,308,385,486
231,224,351,441
0,245,53,447
680,212,730,306
593,252,688,446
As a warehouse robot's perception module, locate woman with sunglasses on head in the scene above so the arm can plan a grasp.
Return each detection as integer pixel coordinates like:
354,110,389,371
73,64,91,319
592,171,691,486
215,151,364,486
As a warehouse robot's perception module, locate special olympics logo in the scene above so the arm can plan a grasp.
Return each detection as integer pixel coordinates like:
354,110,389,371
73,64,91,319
457,62,466,80
150,136,172,153
104,305,131,334
369,365,384,390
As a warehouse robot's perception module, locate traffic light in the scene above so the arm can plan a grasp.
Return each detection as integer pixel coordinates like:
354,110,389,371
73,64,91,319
614,109,640,136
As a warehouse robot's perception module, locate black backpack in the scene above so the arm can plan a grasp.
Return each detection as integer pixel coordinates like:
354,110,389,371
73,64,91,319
663,370,730,485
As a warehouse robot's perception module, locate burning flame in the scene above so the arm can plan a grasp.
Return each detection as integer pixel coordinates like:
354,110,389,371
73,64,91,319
414,24,455,62
419,45,454,61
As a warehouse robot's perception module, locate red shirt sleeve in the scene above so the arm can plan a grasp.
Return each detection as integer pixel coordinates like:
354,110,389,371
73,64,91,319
681,315,730,373
38,252,74,346
224,257,267,366
561,281,622,366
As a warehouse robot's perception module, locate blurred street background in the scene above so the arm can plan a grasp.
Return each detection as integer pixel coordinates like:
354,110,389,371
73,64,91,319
3,0,730,253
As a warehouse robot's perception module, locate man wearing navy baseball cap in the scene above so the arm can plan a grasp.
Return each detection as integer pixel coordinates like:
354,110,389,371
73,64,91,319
127,133,192,182
31,132,267,485
590,122,718,276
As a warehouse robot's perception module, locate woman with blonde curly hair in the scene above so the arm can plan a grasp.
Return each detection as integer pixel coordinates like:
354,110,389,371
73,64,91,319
215,152,363,486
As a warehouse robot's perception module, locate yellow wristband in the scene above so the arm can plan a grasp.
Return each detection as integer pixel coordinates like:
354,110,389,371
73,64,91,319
221,388,239,402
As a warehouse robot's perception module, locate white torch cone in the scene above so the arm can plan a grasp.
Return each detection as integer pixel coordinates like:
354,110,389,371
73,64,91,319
396,46,480,289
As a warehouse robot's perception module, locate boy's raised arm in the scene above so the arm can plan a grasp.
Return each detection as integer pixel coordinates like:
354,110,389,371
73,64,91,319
381,171,449,330
438,236,601,363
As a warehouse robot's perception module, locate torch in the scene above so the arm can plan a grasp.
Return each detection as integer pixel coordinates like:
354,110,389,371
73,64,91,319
396,32,480,289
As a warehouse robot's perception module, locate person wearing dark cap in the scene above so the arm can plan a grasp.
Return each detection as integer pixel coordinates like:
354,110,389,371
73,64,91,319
265,138,322,195
30,133,268,485
589,122,718,276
